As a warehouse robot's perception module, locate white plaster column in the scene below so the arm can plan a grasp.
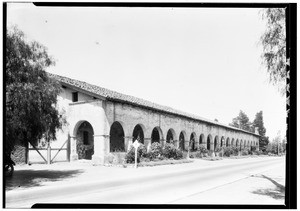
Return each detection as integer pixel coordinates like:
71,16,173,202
195,140,200,150
173,139,179,148
92,134,109,165
184,141,189,151
144,138,151,152
70,136,78,161
160,139,166,147
125,136,133,152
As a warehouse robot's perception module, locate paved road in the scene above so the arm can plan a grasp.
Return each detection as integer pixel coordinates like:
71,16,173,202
5,156,285,208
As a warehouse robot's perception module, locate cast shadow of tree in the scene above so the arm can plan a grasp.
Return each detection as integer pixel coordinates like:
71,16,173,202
251,174,285,200
5,169,84,191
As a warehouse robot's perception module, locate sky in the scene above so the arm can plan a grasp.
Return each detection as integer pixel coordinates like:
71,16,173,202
6,3,287,141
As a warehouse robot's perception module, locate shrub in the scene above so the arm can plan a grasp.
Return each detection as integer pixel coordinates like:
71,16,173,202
251,146,257,152
241,149,249,156
194,151,203,158
174,150,183,160
208,150,214,157
198,145,208,154
124,149,137,163
149,142,163,158
252,150,262,156
124,144,147,163
140,157,150,162
162,143,183,160
231,146,240,156
162,143,175,158
145,151,156,160
223,147,233,157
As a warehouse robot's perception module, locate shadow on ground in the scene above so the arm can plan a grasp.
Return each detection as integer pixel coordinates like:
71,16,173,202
5,169,84,191
252,174,285,200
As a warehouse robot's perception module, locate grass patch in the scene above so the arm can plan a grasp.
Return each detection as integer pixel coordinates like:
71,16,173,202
200,157,223,161
126,159,193,167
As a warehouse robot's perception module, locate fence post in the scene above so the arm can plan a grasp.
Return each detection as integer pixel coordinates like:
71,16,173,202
67,135,70,162
47,141,51,165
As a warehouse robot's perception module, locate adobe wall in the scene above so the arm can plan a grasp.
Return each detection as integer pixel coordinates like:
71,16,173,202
26,86,259,165
105,100,259,151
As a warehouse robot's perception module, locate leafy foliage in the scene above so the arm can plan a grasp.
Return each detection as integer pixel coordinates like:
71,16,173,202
124,144,147,163
260,8,286,94
149,142,163,158
252,111,269,151
252,111,267,136
223,147,233,157
241,148,249,156
6,26,64,153
251,146,257,152
197,145,208,154
265,132,284,155
162,143,183,160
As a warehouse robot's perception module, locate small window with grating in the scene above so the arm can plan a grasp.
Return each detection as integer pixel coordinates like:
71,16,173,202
72,92,78,102
83,131,89,145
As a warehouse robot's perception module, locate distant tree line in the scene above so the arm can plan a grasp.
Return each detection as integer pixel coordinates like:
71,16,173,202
229,110,269,151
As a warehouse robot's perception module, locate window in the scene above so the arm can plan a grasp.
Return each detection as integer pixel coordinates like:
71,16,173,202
72,92,78,102
83,131,89,145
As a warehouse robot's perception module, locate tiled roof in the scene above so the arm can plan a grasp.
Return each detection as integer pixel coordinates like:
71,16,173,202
49,73,259,136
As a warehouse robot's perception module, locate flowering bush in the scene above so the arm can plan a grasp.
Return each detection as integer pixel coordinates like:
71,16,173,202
241,148,249,156
198,145,208,154
162,143,183,159
149,142,163,158
124,144,147,163
251,146,257,152
231,146,240,156
223,147,233,157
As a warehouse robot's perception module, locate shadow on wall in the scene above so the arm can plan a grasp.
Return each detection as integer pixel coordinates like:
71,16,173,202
251,174,285,200
5,169,84,191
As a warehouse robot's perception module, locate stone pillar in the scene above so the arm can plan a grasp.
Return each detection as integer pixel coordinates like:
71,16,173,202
160,139,166,147
70,136,78,161
144,138,152,152
184,141,189,151
195,140,200,150
92,134,109,165
210,141,214,151
125,136,133,152
173,139,179,148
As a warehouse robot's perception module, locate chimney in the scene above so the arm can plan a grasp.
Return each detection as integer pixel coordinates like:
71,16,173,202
255,127,259,135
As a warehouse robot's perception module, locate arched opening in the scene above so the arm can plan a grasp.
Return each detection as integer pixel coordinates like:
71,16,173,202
214,136,219,151
132,124,144,144
226,137,230,147
207,135,212,150
110,121,125,152
166,128,176,143
76,121,94,160
190,133,196,151
179,131,185,150
240,140,243,150
236,139,239,147
151,127,162,144
231,138,234,146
